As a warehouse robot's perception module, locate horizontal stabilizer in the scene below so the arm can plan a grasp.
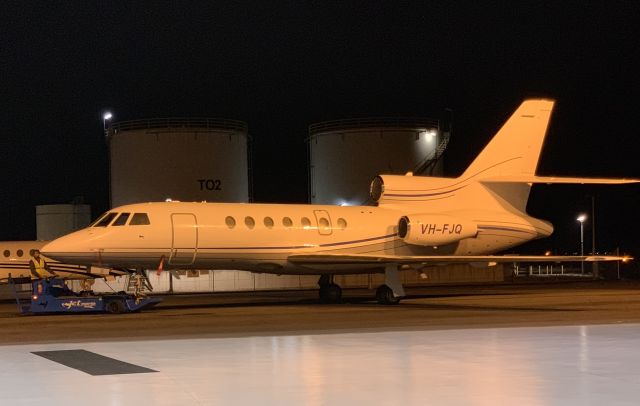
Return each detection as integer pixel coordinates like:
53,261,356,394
288,253,632,266
481,175,640,185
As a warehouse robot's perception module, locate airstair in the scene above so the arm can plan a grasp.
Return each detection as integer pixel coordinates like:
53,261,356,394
411,130,451,175
125,270,153,297
8,277,33,314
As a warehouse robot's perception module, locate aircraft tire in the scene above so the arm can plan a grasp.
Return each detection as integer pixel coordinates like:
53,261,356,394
376,285,401,305
319,283,342,304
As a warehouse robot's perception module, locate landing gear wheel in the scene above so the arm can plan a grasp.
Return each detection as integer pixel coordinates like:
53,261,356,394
105,299,125,314
376,285,401,305
319,283,342,304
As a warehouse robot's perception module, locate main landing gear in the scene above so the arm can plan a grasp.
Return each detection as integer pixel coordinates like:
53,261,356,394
318,274,342,304
375,264,405,305
318,264,406,305
375,285,401,305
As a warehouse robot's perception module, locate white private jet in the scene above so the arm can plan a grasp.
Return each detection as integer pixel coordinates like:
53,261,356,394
42,99,638,304
0,241,124,283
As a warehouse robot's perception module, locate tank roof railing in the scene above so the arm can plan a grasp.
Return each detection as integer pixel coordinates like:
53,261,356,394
110,117,248,133
309,117,439,136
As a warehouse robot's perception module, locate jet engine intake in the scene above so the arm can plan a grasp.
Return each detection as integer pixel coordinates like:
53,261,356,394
398,215,477,246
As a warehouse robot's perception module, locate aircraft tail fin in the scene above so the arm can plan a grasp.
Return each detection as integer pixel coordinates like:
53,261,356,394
462,99,555,180
460,99,555,212
373,99,637,212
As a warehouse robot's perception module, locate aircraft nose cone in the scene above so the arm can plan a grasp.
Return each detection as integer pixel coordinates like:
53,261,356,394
41,229,96,266
42,232,83,261
41,239,65,261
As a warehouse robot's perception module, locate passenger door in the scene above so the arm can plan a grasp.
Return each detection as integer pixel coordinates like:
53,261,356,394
169,213,198,265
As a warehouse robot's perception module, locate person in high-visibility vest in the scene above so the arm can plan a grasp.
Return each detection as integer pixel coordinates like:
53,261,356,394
29,249,55,280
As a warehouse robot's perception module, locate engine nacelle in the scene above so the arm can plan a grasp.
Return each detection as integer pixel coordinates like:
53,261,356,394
397,214,478,246
370,174,462,205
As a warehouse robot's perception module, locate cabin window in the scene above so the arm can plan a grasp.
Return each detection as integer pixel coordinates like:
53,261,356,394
245,216,255,229
17,249,23,257
318,217,330,231
94,212,118,227
225,216,236,229
337,218,347,230
112,213,131,226
264,217,274,229
3,250,9,257
301,217,311,229
130,213,150,225
282,217,293,228
29,249,36,256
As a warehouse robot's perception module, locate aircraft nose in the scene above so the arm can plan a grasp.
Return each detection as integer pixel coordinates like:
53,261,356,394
41,239,67,261
41,228,99,266
41,233,82,262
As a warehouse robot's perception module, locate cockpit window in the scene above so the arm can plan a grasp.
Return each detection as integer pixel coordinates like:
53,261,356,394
93,212,118,227
112,212,131,226
89,212,110,227
130,213,150,225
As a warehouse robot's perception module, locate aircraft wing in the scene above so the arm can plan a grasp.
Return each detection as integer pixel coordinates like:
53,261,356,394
480,175,640,184
288,253,631,267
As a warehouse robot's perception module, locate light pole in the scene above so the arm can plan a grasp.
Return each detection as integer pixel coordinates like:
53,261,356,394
102,111,113,208
103,112,113,134
591,195,599,278
577,214,587,274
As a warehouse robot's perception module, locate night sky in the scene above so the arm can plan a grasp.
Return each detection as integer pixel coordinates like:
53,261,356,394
2,2,638,260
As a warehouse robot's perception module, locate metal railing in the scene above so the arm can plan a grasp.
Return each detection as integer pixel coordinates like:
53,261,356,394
309,117,439,137
110,117,248,133
412,131,451,175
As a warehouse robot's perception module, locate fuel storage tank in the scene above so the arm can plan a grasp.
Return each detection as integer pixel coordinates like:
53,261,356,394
36,204,92,240
308,118,449,205
108,118,250,207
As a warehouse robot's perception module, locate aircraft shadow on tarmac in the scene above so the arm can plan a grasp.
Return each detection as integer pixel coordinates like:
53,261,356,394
152,291,579,314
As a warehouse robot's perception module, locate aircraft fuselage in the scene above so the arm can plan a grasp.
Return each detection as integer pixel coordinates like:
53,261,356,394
42,201,552,275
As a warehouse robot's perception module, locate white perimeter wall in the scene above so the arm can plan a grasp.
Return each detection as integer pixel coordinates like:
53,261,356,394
65,265,504,295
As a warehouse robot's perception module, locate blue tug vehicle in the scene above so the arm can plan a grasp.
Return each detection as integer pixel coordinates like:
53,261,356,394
9,277,160,314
